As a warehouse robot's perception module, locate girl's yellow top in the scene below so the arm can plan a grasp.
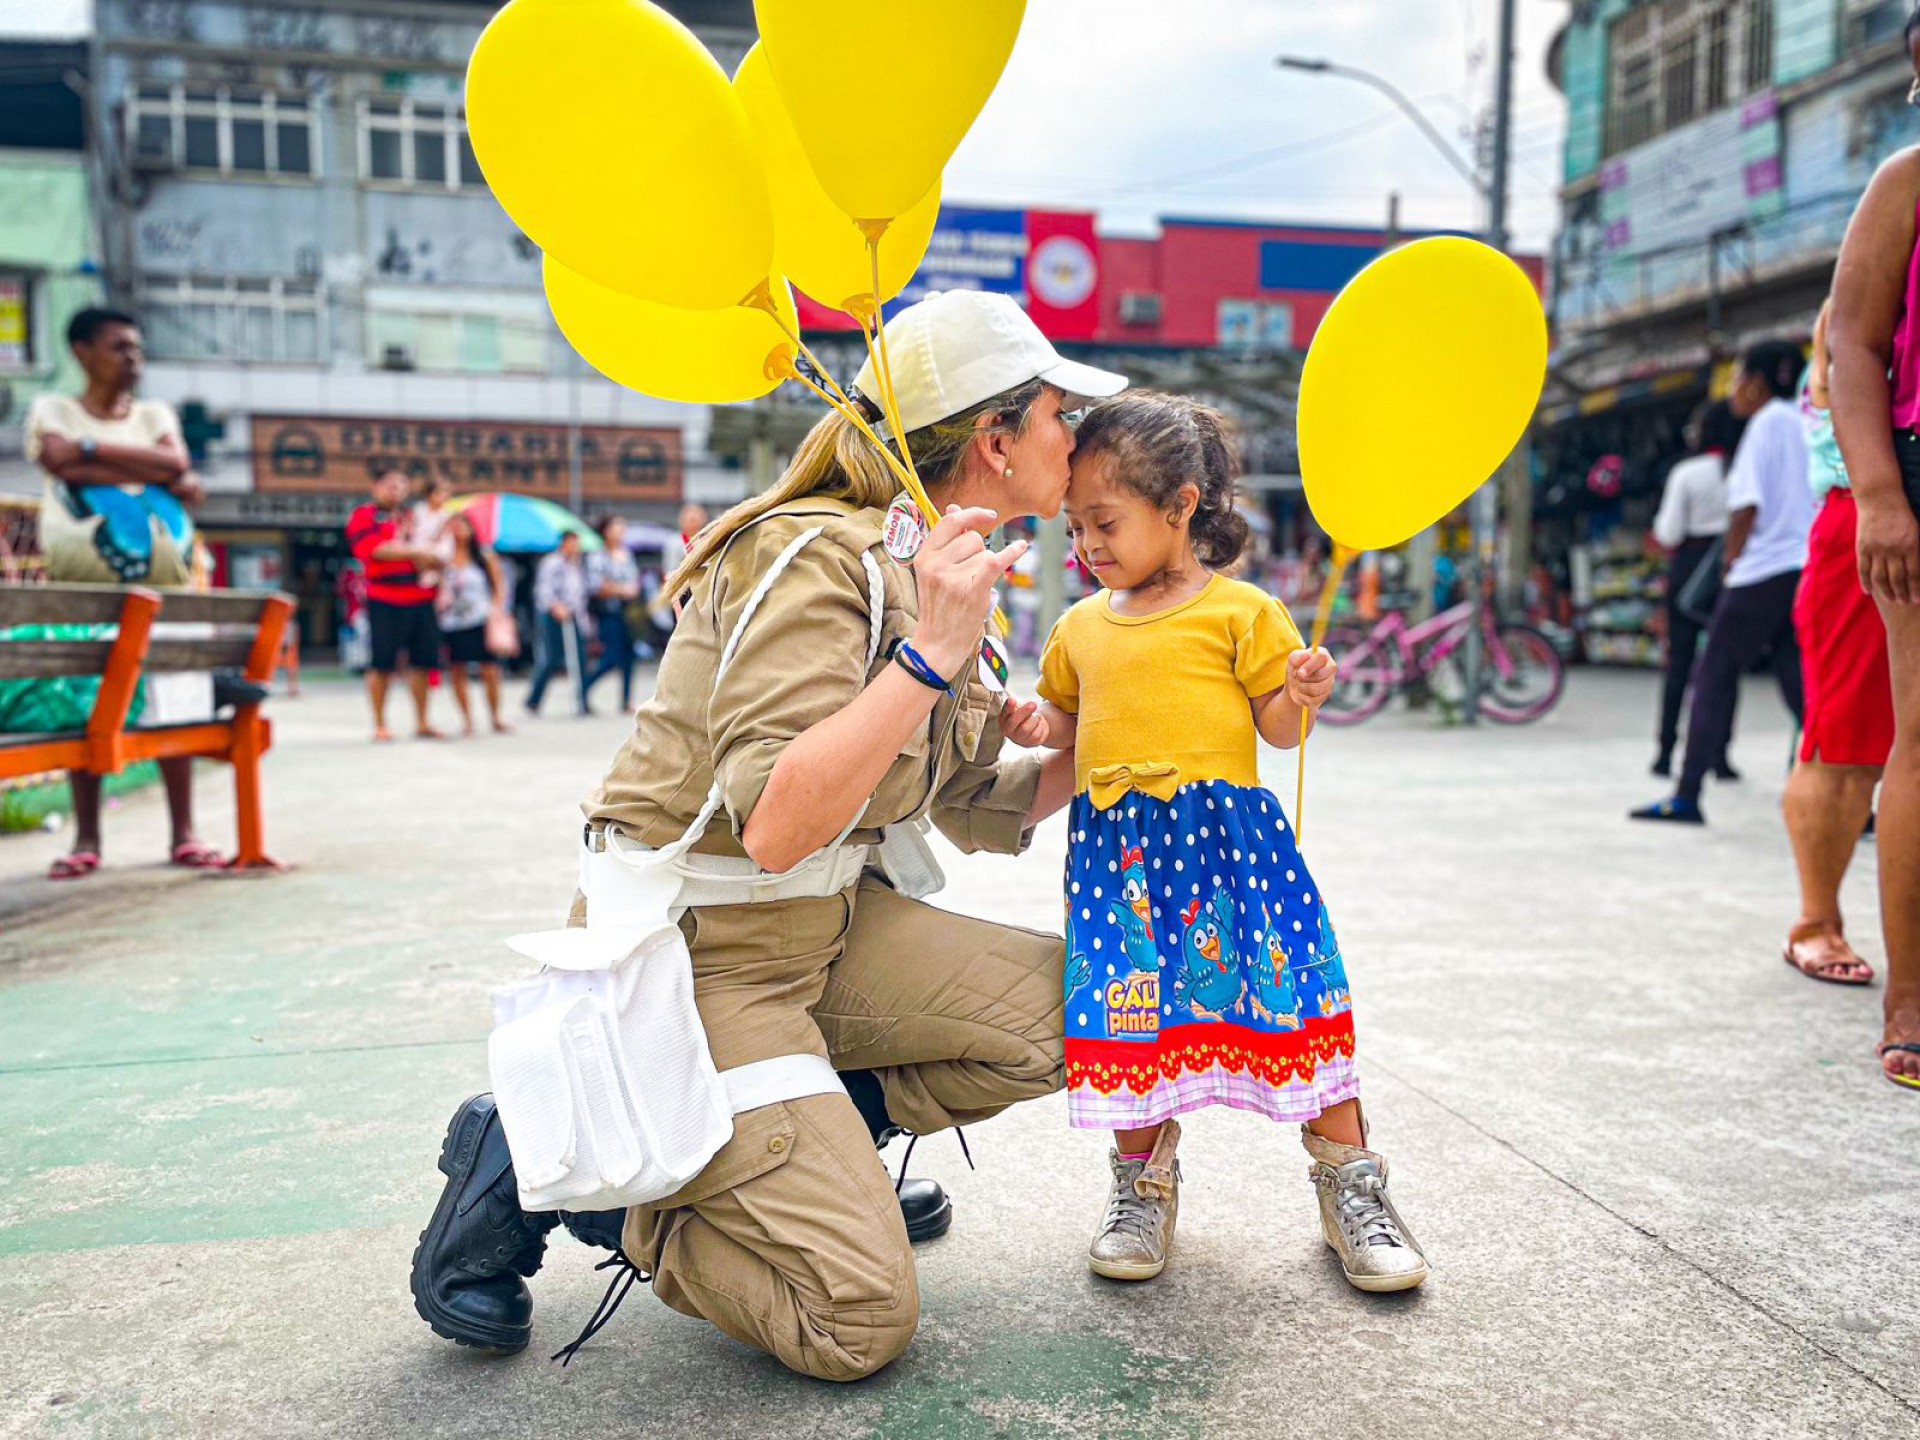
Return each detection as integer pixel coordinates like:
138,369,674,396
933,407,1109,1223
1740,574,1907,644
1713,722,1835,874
1037,574,1304,807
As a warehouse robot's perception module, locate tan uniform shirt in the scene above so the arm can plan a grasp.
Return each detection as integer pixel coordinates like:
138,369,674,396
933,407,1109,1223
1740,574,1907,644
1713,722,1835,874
585,497,1040,858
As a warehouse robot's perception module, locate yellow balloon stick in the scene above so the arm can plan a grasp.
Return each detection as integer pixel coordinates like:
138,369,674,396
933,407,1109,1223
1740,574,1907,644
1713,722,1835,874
1293,543,1357,847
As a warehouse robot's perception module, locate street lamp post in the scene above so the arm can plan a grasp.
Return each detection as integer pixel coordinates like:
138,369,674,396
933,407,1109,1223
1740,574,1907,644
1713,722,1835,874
1276,8,1519,721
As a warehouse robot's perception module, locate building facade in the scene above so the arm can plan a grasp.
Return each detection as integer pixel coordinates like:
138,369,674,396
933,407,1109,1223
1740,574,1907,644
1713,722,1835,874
1542,0,1918,663
73,0,753,637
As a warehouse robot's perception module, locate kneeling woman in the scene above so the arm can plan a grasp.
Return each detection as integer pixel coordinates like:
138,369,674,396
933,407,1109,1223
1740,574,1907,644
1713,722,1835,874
410,291,1126,1380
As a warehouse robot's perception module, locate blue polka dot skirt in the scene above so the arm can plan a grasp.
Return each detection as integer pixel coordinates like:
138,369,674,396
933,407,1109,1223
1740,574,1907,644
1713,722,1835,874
1062,779,1359,1129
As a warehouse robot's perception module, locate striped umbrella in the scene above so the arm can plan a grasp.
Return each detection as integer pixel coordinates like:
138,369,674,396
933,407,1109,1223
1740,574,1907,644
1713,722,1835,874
445,492,602,554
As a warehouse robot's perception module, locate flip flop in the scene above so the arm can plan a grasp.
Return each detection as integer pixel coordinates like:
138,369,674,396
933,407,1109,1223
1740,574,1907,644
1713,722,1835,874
48,851,100,880
171,841,227,870
1877,1043,1920,1092
1783,926,1875,986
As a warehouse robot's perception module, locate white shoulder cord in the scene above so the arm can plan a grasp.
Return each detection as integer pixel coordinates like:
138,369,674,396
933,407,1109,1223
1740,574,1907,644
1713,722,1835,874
671,530,888,860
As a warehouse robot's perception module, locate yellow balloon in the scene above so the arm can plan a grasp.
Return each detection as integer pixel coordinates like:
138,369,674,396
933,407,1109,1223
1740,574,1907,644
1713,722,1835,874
546,257,798,405
756,0,1024,222
1298,237,1547,553
468,0,774,310
734,45,941,314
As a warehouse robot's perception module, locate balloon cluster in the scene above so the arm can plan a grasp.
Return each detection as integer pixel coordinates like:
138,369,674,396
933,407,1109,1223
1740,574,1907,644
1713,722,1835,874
467,0,1026,534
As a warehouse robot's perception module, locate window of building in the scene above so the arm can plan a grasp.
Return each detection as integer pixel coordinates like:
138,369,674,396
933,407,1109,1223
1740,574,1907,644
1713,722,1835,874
359,99,487,190
1606,0,1778,156
141,276,325,364
127,85,318,178
366,303,547,375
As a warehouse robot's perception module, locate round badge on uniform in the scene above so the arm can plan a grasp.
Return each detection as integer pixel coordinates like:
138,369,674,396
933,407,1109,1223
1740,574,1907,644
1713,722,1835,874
883,494,928,563
977,634,1010,694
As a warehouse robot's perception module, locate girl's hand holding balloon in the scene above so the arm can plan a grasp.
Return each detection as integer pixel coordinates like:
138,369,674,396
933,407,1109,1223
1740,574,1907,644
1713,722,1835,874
1286,647,1337,711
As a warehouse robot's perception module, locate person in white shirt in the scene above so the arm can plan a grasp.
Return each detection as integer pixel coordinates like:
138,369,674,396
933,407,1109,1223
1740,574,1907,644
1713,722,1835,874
1648,400,1744,777
1635,340,1815,823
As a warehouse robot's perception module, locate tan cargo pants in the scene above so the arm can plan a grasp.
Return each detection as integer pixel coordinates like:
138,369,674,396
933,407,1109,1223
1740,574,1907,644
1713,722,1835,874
611,874,1064,1381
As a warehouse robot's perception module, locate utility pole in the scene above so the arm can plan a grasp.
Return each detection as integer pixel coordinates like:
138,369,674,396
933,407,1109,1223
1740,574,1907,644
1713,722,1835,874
1462,0,1517,725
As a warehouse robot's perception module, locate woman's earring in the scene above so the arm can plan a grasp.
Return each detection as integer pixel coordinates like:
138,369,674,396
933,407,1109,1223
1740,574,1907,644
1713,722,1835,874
1003,467,1015,478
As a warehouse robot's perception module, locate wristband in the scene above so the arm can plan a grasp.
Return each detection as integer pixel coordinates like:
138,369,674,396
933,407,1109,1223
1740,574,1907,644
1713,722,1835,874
889,639,952,693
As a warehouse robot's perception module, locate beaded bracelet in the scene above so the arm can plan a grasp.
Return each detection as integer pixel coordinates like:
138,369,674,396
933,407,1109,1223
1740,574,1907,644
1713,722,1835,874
889,638,952,693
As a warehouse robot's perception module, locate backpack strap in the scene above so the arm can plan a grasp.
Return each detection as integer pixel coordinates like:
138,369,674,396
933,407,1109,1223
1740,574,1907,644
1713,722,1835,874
671,525,887,857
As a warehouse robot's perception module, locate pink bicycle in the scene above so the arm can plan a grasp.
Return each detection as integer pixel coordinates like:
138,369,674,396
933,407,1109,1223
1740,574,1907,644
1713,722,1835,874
1320,602,1565,726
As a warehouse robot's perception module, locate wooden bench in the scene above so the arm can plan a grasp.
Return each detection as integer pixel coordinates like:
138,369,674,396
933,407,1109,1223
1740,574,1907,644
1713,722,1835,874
0,583,298,871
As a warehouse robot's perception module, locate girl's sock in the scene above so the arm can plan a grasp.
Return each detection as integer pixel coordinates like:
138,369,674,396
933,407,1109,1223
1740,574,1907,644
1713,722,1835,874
1117,1150,1153,1163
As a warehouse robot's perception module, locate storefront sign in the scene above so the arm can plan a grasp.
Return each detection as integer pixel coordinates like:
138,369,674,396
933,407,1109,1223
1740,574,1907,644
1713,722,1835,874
1601,94,1784,256
251,414,682,502
0,277,30,370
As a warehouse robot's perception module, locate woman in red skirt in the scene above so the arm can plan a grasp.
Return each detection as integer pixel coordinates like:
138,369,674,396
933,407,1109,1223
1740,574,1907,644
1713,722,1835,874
1783,302,1893,987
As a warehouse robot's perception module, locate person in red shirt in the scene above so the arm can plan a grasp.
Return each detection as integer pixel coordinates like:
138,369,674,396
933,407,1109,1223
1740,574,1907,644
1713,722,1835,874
345,469,446,742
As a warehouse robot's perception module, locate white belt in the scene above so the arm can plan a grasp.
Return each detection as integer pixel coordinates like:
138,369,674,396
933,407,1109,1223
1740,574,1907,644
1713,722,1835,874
583,826,872,910
723,1053,845,1113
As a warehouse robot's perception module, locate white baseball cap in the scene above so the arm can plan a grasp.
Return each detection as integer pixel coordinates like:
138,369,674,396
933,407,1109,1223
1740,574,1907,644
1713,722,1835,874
852,290,1128,437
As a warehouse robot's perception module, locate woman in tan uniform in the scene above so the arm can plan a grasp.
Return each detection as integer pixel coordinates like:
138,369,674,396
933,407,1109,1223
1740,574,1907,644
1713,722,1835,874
412,291,1127,1380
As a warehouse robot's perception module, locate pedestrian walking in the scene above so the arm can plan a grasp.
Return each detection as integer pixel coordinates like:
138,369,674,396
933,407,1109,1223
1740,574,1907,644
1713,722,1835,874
345,469,446,742
409,288,1123,1377
438,511,515,736
1001,392,1427,1293
1633,340,1814,824
22,306,225,877
1824,17,1920,1086
1777,302,1891,987
582,515,642,712
1648,400,1746,778
524,530,588,717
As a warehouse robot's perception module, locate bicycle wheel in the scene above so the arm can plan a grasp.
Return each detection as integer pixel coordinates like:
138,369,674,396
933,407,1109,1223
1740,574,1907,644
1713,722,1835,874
1476,623,1565,724
1320,625,1399,726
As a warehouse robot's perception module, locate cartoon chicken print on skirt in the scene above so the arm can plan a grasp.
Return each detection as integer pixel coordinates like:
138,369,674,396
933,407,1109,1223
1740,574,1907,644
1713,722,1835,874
1172,887,1244,1022
1248,902,1304,1030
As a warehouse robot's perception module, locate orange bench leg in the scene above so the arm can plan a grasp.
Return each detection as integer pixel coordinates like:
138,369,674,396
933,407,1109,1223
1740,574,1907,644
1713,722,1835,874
224,711,284,873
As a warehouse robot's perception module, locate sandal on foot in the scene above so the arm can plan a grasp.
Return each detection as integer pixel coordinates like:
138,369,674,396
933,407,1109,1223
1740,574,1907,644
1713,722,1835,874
1783,925,1874,986
1877,1043,1920,1091
49,851,101,880
171,841,227,870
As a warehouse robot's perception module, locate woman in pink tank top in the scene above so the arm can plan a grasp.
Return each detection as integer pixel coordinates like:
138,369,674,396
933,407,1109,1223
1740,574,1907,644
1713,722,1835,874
1827,8,1920,1093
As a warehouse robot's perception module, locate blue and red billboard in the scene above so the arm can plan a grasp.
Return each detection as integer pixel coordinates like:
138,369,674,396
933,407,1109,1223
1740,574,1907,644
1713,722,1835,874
796,206,1102,341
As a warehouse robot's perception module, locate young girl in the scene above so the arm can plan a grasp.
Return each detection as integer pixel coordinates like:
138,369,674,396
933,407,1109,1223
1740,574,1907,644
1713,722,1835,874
1001,392,1428,1292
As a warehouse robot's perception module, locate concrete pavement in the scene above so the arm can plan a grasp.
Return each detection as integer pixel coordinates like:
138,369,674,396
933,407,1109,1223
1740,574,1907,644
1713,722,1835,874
1,667,1914,1439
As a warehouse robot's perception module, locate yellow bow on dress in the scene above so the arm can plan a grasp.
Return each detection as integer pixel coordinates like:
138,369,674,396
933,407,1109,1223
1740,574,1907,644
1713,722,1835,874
1087,762,1183,812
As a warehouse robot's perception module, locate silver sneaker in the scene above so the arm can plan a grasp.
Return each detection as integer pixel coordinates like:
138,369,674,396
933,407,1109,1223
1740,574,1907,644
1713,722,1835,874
1087,1120,1181,1281
1302,1126,1429,1293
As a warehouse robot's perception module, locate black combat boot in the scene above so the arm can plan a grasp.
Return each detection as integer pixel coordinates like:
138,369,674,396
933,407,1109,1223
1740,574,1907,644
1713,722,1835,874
841,1068,954,1243
410,1094,559,1354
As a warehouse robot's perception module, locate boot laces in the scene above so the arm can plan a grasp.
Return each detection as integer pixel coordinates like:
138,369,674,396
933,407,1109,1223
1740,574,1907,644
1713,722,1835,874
551,1252,650,1368
1318,1165,1407,1249
891,1127,973,1195
1099,1161,1163,1241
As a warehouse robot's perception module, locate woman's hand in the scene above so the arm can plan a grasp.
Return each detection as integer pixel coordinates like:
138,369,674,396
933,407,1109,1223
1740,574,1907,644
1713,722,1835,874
913,505,1028,678
1858,497,1920,605
1285,647,1337,710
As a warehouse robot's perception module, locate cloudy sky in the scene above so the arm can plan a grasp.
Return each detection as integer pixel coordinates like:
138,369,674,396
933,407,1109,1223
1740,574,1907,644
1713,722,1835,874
0,0,1567,249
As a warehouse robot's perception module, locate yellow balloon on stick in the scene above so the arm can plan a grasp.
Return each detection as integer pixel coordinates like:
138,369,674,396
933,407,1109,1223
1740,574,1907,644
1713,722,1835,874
546,257,798,405
734,44,941,315
1292,236,1547,842
1299,236,1547,552
467,0,774,310
755,0,1025,224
